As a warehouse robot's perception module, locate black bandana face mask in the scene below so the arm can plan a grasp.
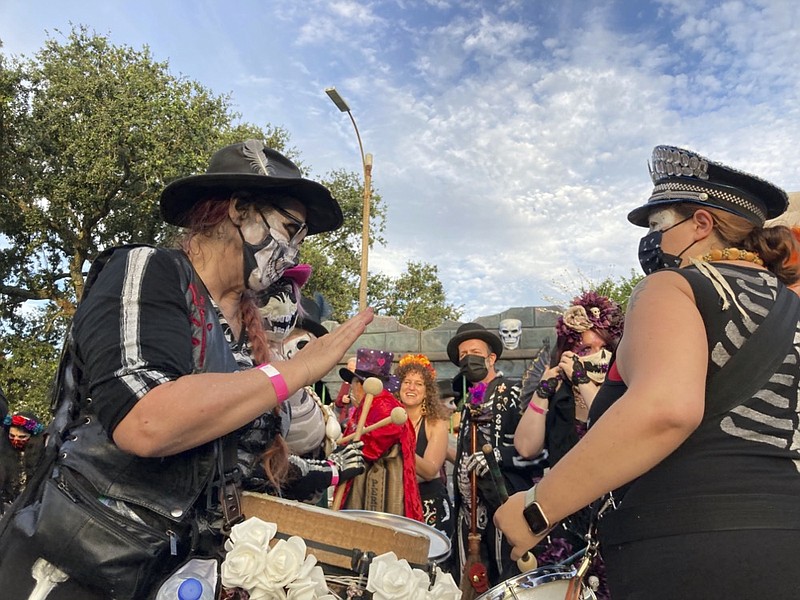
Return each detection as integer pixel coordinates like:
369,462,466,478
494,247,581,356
637,215,694,275
458,354,489,383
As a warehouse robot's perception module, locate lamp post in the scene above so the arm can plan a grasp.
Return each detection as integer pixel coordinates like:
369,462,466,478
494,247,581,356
325,87,372,313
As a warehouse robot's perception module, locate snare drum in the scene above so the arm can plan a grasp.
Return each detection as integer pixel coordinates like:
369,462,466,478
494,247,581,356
341,509,452,566
477,566,596,600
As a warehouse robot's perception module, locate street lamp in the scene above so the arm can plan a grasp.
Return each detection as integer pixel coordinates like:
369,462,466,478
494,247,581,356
325,86,373,313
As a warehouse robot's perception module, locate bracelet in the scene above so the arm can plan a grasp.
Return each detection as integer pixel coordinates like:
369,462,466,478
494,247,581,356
528,401,547,415
327,460,339,486
535,377,559,399
256,363,289,403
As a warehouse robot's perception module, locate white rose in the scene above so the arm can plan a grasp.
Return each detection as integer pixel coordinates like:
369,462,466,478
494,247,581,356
225,517,278,552
366,552,428,600
249,586,287,600
426,567,461,600
286,564,331,600
221,541,268,591
258,536,307,589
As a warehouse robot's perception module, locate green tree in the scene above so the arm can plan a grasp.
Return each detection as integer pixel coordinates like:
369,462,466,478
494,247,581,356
0,26,289,322
369,261,463,330
0,26,286,412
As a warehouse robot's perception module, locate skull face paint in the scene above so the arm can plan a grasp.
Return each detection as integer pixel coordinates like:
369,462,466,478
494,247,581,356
238,204,307,292
259,278,299,341
498,318,522,350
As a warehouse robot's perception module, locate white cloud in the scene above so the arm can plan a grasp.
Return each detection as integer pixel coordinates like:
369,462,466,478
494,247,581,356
3,0,799,320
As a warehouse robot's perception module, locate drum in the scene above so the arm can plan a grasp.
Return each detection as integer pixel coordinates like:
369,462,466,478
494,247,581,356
477,566,596,600
341,509,452,566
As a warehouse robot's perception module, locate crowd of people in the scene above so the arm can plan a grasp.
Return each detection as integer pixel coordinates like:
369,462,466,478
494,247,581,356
0,140,798,600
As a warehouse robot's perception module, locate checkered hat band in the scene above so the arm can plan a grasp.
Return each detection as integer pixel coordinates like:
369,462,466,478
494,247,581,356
648,181,766,223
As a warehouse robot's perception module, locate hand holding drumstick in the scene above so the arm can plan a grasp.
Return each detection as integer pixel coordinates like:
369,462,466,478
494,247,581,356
480,443,538,572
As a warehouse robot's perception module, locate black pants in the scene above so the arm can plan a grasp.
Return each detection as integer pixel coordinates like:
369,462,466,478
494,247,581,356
602,529,800,599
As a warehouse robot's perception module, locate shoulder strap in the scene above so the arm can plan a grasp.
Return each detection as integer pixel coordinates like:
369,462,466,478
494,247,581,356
703,283,799,421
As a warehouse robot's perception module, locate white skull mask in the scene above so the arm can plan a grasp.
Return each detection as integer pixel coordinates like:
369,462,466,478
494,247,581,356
498,318,522,350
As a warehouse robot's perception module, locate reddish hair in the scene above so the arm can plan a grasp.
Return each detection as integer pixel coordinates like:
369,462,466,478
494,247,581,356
177,194,290,488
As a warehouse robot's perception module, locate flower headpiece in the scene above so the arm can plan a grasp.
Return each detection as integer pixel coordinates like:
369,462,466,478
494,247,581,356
3,413,44,435
556,291,624,350
397,353,436,377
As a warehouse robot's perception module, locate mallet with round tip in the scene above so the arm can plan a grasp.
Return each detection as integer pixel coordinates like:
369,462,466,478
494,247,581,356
331,377,384,510
338,406,407,445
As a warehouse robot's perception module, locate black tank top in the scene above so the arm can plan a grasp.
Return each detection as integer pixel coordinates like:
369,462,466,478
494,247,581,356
591,264,800,542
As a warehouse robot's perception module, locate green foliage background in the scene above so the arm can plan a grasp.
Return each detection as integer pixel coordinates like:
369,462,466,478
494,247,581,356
0,27,461,420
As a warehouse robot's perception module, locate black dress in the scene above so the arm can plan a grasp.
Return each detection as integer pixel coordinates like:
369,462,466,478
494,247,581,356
416,419,454,539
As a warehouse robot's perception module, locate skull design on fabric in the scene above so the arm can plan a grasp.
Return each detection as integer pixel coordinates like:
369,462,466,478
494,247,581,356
498,318,523,350
239,206,306,292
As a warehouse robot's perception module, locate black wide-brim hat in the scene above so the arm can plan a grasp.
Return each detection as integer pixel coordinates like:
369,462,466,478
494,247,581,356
627,145,788,228
160,140,343,235
446,322,503,365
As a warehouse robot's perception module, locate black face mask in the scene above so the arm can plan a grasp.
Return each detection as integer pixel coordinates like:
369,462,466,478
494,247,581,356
458,355,489,383
637,216,695,275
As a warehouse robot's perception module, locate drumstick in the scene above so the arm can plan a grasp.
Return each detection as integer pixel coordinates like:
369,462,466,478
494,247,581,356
481,443,537,572
331,377,384,510
337,406,407,445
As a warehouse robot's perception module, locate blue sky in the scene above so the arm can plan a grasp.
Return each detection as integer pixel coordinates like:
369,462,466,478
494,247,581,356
2,0,799,320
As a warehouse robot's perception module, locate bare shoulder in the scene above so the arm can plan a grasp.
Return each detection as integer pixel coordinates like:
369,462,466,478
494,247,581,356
627,270,695,316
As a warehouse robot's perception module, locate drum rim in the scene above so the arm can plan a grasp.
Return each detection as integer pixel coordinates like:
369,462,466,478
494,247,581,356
476,565,582,600
340,509,452,560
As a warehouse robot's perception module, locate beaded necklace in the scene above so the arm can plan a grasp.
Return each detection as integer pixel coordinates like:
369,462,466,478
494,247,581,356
696,247,763,265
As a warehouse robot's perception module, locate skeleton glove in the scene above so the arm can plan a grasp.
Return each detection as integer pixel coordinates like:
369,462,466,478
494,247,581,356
327,440,366,482
464,446,501,478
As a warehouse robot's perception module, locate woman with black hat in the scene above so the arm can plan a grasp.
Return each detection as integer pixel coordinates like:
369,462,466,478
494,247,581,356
0,140,372,599
495,145,800,598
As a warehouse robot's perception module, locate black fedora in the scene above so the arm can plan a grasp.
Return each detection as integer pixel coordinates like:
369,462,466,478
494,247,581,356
628,145,788,228
160,139,343,235
446,322,503,365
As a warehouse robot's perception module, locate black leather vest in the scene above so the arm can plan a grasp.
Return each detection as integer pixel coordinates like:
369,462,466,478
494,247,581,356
55,246,240,523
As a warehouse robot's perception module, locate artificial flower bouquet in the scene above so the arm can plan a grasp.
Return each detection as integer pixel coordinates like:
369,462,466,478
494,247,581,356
220,517,461,600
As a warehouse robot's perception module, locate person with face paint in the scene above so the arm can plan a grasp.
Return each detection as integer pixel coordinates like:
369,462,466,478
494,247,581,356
0,411,45,514
251,274,361,506
495,145,800,600
514,292,623,600
446,323,541,588
0,140,373,599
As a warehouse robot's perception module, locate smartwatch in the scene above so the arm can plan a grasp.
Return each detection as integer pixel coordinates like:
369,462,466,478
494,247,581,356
522,485,551,536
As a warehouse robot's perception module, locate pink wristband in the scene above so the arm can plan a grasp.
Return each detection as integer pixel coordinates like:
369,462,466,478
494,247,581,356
528,400,547,415
327,460,340,486
257,363,289,403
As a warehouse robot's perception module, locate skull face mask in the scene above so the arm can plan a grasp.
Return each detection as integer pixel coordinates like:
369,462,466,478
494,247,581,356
238,205,307,292
259,278,299,341
498,318,522,350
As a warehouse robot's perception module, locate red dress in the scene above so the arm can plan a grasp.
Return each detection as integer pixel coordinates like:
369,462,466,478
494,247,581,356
335,389,423,521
